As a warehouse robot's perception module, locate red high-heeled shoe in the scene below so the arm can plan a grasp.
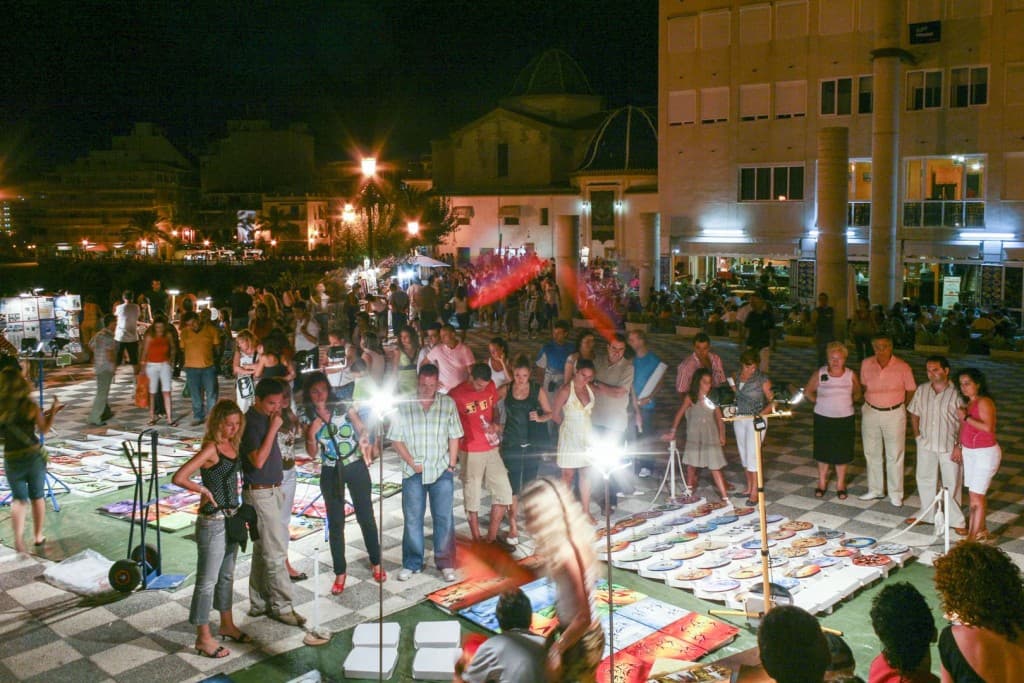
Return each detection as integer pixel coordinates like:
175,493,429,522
331,574,347,595
372,564,387,583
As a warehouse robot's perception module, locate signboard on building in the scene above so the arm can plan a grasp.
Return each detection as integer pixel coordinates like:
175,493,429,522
909,21,941,44
942,276,961,310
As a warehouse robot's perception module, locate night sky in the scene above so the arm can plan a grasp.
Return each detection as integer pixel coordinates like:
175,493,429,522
0,0,657,181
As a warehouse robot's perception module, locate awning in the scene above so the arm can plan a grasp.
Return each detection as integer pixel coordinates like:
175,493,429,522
498,205,521,218
675,240,798,259
902,241,981,260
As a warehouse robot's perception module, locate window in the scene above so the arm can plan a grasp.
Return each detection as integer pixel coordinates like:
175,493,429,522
775,0,808,39
858,76,873,113
739,4,771,43
668,90,697,125
948,0,992,18
739,84,770,121
1005,154,1024,200
907,0,941,23
540,208,549,226
700,9,731,48
739,165,804,201
821,78,853,116
667,15,697,52
1007,63,1024,105
497,143,509,178
950,66,988,107
502,216,519,226
907,70,943,110
904,155,986,227
701,87,729,124
775,81,807,118
848,160,872,226
820,0,854,34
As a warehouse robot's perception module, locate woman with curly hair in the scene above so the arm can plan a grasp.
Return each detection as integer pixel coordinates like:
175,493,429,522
933,542,1024,681
171,400,249,658
0,368,63,553
521,477,603,682
868,582,938,682
952,368,1000,542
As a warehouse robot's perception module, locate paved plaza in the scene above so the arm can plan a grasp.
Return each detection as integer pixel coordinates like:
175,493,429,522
1,327,1023,681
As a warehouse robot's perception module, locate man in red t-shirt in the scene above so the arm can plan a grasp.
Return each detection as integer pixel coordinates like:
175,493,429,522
449,363,514,544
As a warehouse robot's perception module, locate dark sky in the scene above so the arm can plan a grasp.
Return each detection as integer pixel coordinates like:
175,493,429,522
0,0,657,181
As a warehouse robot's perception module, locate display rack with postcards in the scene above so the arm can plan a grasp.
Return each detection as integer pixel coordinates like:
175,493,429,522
0,294,82,355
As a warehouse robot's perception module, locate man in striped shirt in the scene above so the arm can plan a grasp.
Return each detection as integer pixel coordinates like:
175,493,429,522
389,363,464,582
906,356,966,535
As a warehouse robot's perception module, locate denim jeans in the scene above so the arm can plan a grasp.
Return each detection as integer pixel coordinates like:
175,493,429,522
243,486,296,616
185,365,218,420
401,470,455,571
188,514,239,625
322,460,381,574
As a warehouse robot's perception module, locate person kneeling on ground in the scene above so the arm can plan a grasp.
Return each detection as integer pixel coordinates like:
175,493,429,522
455,588,547,683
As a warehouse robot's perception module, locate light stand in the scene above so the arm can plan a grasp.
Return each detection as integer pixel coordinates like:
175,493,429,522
366,387,398,683
649,439,691,505
707,397,799,623
589,439,630,676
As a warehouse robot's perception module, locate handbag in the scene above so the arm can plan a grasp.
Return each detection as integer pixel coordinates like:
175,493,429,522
135,373,150,409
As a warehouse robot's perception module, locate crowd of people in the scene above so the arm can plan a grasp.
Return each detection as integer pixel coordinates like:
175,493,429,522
0,258,1018,679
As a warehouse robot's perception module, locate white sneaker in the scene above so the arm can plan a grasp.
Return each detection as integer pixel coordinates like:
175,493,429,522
397,568,419,581
638,468,652,479
505,536,519,546
442,568,458,582
858,492,884,501
890,498,903,507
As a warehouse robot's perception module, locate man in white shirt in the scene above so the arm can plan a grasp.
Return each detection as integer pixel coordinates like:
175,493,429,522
114,289,141,376
423,324,475,393
906,355,966,534
292,301,320,366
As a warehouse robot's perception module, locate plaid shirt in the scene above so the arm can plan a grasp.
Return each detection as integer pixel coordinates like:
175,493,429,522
90,328,118,374
388,392,464,484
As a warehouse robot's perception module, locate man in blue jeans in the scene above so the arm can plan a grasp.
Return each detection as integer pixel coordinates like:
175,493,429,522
388,363,464,582
180,312,220,426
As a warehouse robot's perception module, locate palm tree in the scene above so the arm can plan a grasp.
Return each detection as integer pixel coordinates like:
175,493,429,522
257,207,302,251
121,210,176,259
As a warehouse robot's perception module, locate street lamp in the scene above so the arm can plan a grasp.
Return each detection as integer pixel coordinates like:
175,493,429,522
361,156,378,263
406,220,419,236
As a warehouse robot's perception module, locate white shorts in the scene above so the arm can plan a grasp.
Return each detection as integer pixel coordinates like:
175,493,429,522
145,361,173,393
963,444,1001,494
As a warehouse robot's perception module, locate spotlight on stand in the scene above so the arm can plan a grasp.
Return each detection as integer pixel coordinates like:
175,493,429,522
775,385,805,407
587,436,629,678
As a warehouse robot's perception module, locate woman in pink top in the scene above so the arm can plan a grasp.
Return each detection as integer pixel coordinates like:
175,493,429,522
952,368,999,542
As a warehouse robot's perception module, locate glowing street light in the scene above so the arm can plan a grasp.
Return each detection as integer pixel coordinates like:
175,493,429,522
361,157,377,178
342,203,357,224
406,220,419,236
360,156,379,263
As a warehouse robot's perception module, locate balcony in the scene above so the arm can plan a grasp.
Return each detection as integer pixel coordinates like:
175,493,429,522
903,201,984,228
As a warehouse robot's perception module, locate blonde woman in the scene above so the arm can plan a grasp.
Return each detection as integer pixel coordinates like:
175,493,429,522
172,400,249,658
521,477,603,682
0,368,63,552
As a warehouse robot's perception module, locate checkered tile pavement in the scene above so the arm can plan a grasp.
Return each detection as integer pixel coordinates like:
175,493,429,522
1,329,1022,681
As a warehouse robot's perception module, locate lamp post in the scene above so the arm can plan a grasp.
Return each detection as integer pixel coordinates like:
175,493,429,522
361,157,377,263
589,437,629,677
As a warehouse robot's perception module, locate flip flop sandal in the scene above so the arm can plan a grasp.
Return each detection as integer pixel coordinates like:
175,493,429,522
196,645,229,658
814,488,825,498
220,632,253,644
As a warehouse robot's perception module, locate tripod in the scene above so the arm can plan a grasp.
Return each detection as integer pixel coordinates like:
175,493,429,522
648,439,692,505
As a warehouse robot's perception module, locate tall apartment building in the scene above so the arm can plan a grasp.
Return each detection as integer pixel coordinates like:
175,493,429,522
659,0,1024,315
30,123,197,245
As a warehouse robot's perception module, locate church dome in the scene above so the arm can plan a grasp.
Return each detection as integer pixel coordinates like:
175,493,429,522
509,49,594,96
577,106,658,172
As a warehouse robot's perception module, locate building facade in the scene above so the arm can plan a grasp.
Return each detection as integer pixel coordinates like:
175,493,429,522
29,123,197,247
659,0,1024,316
431,49,661,302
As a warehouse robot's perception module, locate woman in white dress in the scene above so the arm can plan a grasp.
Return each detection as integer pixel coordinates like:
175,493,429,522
552,359,596,523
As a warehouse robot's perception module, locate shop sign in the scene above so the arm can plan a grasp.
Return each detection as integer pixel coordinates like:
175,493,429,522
909,21,941,44
942,276,961,310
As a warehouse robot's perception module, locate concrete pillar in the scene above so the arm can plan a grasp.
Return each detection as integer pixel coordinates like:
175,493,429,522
635,213,658,304
817,127,850,341
870,0,908,307
554,214,577,319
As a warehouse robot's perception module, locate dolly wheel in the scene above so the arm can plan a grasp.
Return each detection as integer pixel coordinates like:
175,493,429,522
130,544,160,572
109,560,142,593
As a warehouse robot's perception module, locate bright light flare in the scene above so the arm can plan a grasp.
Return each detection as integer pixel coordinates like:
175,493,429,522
588,436,627,476
361,157,377,177
467,256,546,310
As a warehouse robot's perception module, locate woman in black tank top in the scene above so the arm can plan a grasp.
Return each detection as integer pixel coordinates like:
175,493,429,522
172,400,250,658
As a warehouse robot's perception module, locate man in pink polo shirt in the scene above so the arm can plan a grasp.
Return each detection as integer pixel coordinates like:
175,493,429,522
859,334,917,506
423,324,475,393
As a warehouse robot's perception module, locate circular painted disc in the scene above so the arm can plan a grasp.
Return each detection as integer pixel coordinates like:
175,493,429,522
810,556,840,568
729,565,763,579
780,520,814,532
673,567,711,582
791,536,827,549
788,563,821,579
840,536,877,549
780,546,809,558
666,532,699,544
825,547,859,558
873,543,910,555
669,546,705,560
743,538,776,549
853,554,892,567
696,555,731,569
725,547,757,560
715,515,739,525
647,559,684,572
655,503,683,512
697,577,741,592
616,551,653,563
768,529,796,541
